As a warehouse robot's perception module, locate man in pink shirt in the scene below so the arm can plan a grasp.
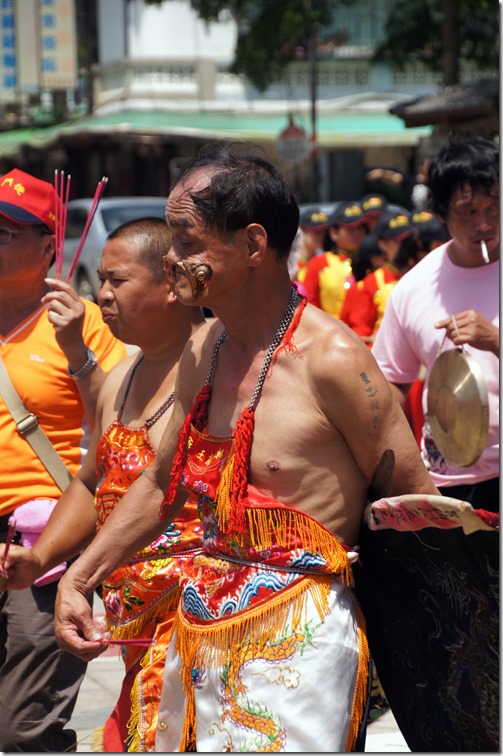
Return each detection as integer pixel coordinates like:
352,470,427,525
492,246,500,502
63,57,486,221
373,136,499,511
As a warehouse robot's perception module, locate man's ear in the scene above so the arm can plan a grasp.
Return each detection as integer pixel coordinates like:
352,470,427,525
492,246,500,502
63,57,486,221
43,234,56,266
245,223,268,267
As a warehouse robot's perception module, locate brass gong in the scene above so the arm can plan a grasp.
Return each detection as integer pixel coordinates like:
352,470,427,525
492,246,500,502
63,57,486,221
427,348,489,467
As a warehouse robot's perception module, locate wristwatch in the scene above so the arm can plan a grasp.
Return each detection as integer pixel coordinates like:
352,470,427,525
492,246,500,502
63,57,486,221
67,348,98,381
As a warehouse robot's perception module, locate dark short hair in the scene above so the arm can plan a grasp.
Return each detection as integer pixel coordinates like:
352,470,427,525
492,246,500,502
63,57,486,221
107,217,169,284
171,140,300,258
428,136,499,220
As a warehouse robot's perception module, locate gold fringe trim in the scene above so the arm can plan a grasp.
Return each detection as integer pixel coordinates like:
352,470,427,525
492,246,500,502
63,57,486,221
179,682,196,752
345,600,370,752
90,725,105,752
175,574,331,698
104,588,180,642
126,672,142,753
214,447,235,533
225,506,352,588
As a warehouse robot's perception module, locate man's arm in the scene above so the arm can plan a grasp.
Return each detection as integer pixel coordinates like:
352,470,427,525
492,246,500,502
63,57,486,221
387,381,412,410
319,325,437,497
54,395,189,659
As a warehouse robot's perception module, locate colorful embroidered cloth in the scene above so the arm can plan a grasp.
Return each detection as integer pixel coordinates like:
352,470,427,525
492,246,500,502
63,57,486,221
95,421,202,751
353,494,499,752
157,421,369,752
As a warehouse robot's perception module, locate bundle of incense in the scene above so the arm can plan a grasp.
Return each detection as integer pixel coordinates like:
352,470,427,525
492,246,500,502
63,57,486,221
66,176,109,283
480,240,490,264
54,170,71,279
99,638,154,647
1,520,16,568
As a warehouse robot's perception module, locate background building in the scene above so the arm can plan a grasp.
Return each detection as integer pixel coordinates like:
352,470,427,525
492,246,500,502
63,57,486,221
0,0,497,202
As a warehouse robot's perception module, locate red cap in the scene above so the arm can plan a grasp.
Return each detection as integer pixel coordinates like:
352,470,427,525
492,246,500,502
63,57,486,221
0,169,58,232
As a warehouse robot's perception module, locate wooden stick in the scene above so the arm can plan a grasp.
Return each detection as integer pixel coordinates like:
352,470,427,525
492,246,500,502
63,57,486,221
66,177,108,284
1,520,16,568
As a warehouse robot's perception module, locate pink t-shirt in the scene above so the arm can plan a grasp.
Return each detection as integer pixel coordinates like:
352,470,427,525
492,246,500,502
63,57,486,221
373,241,499,488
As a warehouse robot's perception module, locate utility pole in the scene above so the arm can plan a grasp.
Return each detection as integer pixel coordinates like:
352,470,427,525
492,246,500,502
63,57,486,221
306,1,319,202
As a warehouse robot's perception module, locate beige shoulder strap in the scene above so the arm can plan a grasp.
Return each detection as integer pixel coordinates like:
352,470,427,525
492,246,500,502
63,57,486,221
0,356,72,491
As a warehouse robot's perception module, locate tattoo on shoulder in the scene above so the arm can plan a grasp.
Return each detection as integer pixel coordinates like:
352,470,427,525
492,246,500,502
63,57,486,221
359,372,382,429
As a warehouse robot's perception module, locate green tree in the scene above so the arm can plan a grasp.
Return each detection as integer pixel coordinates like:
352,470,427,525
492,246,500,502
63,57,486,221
373,0,499,87
142,0,352,91
143,0,499,90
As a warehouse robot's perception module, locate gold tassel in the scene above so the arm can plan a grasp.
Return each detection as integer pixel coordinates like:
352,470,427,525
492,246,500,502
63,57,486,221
214,447,235,533
179,682,196,752
104,589,179,641
345,601,370,752
245,506,352,588
90,725,105,752
126,673,142,753
174,575,331,697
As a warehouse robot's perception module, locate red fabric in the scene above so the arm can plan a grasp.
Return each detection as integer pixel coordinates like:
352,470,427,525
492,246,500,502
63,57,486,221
404,378,425,447
341,265,400,338
302,251,350,309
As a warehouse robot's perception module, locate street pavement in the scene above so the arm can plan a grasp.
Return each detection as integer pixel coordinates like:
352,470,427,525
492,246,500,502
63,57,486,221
70,602,410,752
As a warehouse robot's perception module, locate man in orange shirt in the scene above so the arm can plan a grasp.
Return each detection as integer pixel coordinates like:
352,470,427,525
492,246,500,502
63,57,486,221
340,210,413,341
0,168,126,751
303,201,368,318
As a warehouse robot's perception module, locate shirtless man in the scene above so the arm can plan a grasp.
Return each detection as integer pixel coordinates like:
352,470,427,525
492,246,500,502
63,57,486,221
54,142,437,752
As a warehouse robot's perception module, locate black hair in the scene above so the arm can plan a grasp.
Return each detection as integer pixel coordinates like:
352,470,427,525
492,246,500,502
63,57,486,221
351,233,383,281
107,217,170,284
171,140,300,258
427,136,499,220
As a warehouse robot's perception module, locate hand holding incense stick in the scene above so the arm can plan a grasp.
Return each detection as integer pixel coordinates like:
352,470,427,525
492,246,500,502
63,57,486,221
1,520,16,569
480,240,490,264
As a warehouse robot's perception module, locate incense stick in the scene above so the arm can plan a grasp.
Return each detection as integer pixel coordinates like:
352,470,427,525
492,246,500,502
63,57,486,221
480,240,490,264
1,520,16,569
54,170,71,279
66,177,108,284
99,638,153,647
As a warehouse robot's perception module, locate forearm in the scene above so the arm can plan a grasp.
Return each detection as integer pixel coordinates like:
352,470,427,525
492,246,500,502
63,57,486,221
388,381,411,410
72,367,108,430
32,478,98,573
59,467,186,597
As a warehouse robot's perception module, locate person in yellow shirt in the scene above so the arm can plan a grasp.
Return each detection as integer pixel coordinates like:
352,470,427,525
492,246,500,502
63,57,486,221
303,201,368,318
0,168,126,752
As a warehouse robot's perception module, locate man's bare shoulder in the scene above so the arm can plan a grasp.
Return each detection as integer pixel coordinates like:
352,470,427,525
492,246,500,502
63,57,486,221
299,303,376,381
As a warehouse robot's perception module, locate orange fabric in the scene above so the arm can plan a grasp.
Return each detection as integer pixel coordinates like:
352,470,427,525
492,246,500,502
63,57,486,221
0,301,126,516
96,420,202,752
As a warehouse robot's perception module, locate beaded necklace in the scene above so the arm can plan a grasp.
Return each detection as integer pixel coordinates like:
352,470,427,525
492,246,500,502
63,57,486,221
118,354,174,430
162,287,307,533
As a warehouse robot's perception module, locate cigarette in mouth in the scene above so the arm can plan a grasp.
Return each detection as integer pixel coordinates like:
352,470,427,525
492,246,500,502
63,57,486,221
480,240,490,264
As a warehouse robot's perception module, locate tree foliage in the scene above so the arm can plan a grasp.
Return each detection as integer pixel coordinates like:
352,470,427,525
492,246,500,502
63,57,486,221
141,0,352,91
142,0,499,89
373,0,499,84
